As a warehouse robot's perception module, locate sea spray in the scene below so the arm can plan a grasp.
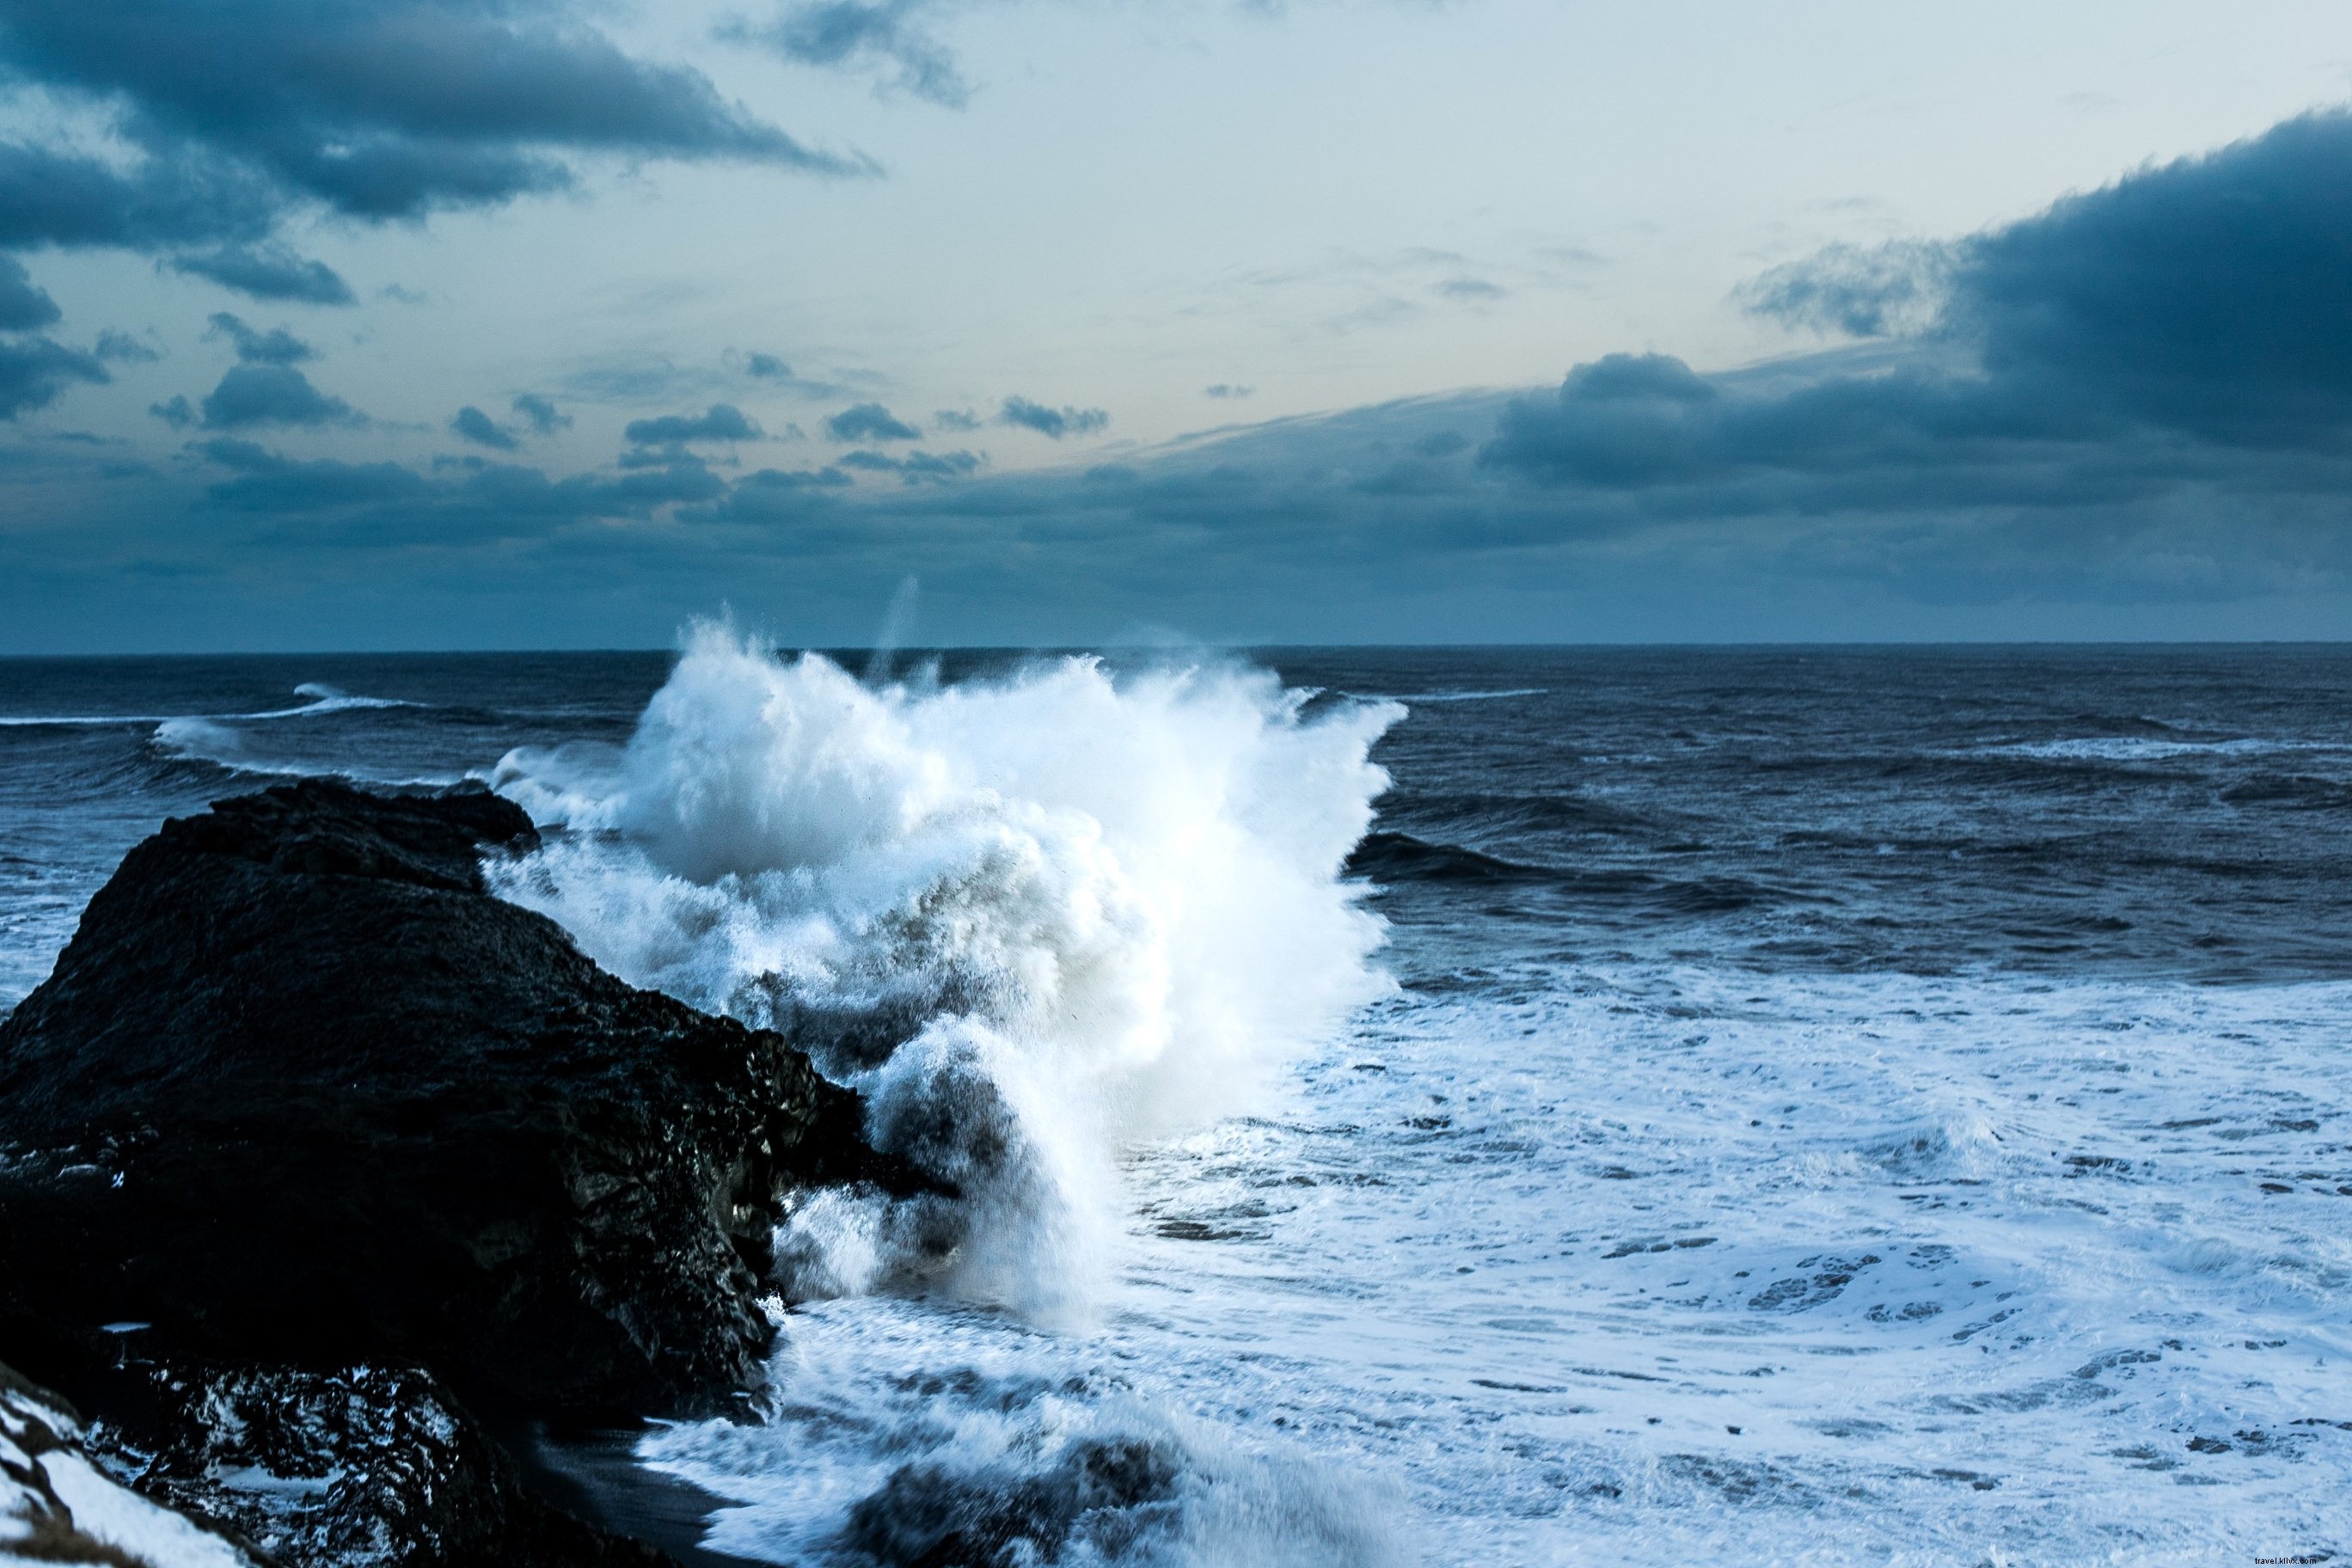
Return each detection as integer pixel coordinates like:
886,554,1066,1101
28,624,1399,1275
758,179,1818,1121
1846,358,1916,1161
487,622,1400,1319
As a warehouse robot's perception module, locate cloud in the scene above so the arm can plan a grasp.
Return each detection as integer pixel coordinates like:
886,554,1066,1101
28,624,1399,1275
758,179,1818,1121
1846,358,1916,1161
999,395,1108,438
623,403,763,444
511,393,571,435
0,256,59,330
185,437,733,538
933,407,980,430
148,394,193,428
195,436,430,511
445,395,567,450
1479,108,2352,526
744,352,792,378
1742,109,2352,445
835,446,978,482
1736,240,1952,339
205,312,313,365
0,0,871,293
94,328,162,363
168,243,353,305
199,364,359,429
451,406,518,450
0,334,105,419
20,107,2352,643
1203,384,1253,400
1435,277,1506,301
727,1,971,108
824,401,920,441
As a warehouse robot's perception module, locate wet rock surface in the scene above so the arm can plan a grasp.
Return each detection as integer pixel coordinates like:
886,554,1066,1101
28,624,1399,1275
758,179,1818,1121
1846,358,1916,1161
102,1361,670,1567
0,779,911,1562
3,1358,267,1568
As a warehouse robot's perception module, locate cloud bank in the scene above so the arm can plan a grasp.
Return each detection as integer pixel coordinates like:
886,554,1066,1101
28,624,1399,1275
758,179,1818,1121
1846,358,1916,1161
10,107,2352,646
0,0,870,303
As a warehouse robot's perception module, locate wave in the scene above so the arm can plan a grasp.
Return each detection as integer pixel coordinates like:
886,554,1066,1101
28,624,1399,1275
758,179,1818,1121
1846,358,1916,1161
246,683,416,720
1345,830,1559,885
1345,687,1547,705
0,682,416,731
1981,736,2347,763
487,622,1400,1321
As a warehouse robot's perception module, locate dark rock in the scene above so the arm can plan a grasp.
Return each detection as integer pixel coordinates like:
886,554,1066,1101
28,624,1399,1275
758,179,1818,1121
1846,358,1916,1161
0,1357,272,1566
107,1360,671,1567
0,778,905,1421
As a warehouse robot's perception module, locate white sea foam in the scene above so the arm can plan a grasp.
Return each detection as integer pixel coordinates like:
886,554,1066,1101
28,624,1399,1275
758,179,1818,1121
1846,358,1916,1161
487,622,1399,1320
640,1295,1412,1568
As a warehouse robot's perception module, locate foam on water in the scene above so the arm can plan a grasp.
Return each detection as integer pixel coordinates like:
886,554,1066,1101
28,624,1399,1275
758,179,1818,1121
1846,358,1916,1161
611,958,2352,1566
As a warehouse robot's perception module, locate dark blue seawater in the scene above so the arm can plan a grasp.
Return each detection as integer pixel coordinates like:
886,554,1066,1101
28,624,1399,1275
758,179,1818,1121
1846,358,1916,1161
3,645,2348,1564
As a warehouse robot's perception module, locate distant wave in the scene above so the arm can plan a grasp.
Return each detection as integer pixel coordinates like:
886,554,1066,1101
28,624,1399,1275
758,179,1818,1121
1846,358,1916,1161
1981,736,2347,763
245,683,417,719
0,682,416,730
1346,830,1561,885
1347,687,1547,705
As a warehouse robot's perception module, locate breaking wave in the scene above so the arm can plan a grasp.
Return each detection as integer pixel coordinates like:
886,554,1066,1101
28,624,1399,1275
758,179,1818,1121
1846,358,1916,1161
487,622,1399,1321
639,1298,1411,1568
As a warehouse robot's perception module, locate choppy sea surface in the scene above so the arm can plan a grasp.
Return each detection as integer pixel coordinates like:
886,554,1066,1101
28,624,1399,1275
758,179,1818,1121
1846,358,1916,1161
3,643,2349,1566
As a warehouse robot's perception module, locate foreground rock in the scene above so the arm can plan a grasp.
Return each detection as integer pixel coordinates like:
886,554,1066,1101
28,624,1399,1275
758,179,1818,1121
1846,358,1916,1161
4,1357,664,1568
0,779,913,1562
3,1360,263,1567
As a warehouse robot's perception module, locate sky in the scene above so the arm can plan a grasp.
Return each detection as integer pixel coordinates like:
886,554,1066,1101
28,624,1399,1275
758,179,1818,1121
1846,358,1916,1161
3,0,2352,650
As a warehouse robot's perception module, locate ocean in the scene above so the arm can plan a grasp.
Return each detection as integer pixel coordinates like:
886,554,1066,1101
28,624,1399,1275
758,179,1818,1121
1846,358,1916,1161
2,639,2347,1565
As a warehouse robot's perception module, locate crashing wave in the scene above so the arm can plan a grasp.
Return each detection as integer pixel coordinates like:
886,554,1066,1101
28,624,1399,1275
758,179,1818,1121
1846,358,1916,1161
487,622,1400,1320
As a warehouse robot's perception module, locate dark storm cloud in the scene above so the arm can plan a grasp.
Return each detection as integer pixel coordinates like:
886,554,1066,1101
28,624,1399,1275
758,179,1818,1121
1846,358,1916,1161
1725,109,2352,446
0,0,870,304
0,334,104,420
0,256,58,330
199,364,359,429
825,401,921,441
451,406,518,450
168,243,354,306
726,0,971,108
999,395,1108,438
1484,109,2352,518
0,140,279,252
624,403,763,444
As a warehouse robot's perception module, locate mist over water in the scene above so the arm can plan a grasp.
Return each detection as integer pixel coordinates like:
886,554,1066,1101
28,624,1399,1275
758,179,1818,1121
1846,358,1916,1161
3,644,2349,1564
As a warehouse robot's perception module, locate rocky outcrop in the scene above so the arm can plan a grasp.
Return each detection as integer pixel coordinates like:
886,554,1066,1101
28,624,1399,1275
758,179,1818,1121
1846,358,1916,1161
0,779,915,1563
3,1359,265,1568
3,1357,664,1568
